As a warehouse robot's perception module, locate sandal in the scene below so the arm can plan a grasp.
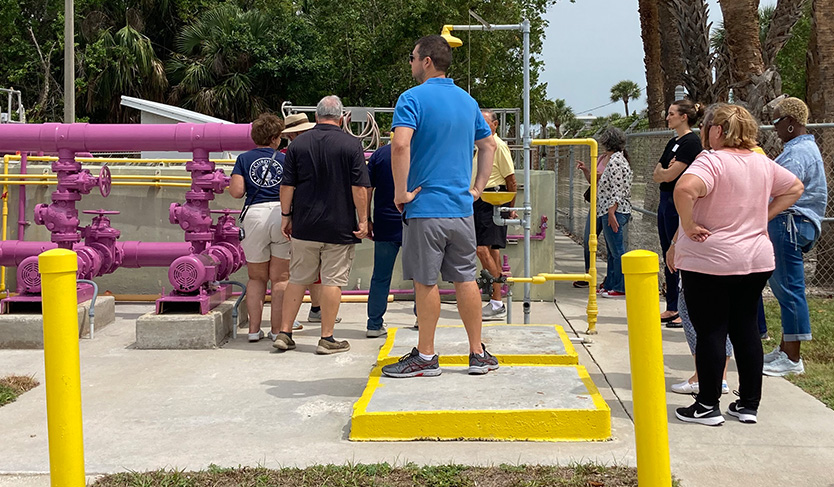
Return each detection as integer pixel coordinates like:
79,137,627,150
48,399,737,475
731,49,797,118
660,312,680,323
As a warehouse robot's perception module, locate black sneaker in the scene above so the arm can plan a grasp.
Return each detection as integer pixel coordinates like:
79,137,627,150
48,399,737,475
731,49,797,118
572,280,589,288
381,348,441,378
727,401,758,424
675,401,725,426
469,344,499,375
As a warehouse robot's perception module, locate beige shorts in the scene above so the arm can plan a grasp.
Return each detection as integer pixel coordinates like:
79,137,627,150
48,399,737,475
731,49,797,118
289,238,355,287
240,202,290,263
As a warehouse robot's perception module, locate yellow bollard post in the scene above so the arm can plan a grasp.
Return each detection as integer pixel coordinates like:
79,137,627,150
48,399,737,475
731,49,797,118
39,249,86,487
622,249,671,487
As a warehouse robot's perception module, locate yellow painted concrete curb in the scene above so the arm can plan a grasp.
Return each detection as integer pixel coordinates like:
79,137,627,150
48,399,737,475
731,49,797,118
350,364,611,442
375,324,579,366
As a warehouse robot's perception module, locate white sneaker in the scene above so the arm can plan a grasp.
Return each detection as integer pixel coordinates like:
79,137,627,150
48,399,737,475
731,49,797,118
763,347,785,363
292,320,303,331
366,325,388,338
671,380,699,394
722,380,729,394
307,309,342,323
248,330,264,342
763,355,805,376
482,302,507,321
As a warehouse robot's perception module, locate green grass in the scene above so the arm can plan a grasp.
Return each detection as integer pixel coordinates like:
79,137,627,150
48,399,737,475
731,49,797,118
0,375,39,407
93,463,646,487
763,297,834,409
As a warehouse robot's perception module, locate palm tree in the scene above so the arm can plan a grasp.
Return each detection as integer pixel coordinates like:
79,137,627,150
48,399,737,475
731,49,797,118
659,0,685,109
79,2,169,122
167,4,271,122
670,0,716,104
551,99,575,136
610,80,641,116
638,0,666,128
807,0,834,121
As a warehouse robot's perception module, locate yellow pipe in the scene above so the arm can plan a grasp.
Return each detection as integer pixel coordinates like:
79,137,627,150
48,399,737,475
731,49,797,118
1,155,8,297
0,174,192,181
0,181,192,188
621,250,671,487
537,273,593,281
0,181,53,186
39,249,86,486
506,275,547,284
532,138,599,334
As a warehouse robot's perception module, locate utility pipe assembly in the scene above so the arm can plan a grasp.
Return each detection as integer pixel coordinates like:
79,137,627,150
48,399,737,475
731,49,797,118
0,123,255,314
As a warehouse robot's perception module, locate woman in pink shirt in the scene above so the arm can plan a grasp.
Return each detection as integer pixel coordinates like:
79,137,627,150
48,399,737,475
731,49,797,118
668,105,803,426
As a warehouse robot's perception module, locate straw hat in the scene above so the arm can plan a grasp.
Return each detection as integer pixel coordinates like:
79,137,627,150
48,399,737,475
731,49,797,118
282,113,316,134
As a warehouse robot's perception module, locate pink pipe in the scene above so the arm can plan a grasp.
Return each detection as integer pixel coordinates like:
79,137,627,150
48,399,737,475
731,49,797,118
118,241,194,268
17,152,26,239
0,123,255,153
0,240,192,268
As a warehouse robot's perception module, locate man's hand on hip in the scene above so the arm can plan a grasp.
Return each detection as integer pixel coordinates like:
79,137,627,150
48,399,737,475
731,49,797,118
394,186,422,213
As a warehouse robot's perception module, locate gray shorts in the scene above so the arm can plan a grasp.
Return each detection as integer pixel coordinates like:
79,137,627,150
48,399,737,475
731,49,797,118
402,216,477,285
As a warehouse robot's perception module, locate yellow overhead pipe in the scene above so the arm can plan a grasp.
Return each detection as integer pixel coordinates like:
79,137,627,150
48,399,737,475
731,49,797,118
0,174,191,181
4,155,235,165
532,138,599,334
440,25,464,48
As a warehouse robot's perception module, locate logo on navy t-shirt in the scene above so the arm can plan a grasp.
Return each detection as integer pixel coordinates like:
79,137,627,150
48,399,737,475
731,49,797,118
249,157,283,188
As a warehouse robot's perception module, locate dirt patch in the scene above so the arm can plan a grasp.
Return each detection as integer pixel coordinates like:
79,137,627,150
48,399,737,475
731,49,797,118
0,374,39,407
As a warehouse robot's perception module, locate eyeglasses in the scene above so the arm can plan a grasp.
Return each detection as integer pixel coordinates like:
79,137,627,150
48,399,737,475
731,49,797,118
408,53,415,63
772,116,785,125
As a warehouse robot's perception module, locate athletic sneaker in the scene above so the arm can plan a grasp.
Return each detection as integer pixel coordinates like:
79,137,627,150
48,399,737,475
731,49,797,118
763,347,785,363
366,325,388,338
762,355,805,376
601,290,625,298
672,380,729,394
307,309,342,323
469,344,499,375
272,333,296,350
292,320,303,331
675,401,725,426
268,323,302,341
315,338,350,355
381,347,441,378
482,303,507,321
727,401,758,424
248,330,264,342
572,280,589,289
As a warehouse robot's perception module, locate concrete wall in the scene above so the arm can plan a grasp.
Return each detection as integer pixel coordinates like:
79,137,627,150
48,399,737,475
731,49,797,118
4,165,555,301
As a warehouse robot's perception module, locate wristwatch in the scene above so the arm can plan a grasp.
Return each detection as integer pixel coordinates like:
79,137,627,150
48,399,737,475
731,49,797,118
281,210,292,217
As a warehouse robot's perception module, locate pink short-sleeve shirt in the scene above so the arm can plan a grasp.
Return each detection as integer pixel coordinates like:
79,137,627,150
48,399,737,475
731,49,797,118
674,150,797,276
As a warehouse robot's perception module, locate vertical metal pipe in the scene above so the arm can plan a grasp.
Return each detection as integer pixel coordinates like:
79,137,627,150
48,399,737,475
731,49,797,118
522,19,531,324
64,0,75,123
568,146,574,234
18,152,27,239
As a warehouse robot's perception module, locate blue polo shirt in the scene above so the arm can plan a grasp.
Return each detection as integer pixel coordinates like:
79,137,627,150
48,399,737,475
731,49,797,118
392,77,491,218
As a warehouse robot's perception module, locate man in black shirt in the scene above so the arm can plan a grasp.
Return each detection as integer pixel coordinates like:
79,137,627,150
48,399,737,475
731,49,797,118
273,95,371,354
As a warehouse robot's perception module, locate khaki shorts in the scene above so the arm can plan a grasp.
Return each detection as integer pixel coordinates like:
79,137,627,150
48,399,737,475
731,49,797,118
240,202,290,263
289,238,355,287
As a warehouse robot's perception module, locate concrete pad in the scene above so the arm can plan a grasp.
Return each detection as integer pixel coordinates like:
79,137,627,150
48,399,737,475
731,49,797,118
351,365,610,441
135,299,244,349
0,297,116,349
378,324,578,366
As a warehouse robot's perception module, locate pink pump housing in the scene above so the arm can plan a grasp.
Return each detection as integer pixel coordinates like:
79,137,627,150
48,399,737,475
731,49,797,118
0,123,255,314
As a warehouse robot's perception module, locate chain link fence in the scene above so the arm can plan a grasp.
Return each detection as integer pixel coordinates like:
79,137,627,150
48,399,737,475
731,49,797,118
544,124,834,295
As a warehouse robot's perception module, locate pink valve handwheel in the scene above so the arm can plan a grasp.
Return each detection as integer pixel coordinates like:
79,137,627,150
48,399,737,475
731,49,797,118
98,165,112,197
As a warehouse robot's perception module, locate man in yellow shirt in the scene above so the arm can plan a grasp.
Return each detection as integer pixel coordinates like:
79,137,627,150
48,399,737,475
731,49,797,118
472,109,517,320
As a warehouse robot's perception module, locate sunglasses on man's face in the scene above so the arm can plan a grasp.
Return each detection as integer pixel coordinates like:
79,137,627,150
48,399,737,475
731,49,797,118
408,53,416,63
772,116,786,126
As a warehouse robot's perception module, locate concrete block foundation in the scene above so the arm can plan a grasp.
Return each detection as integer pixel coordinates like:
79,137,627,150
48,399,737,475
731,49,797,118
135,298,247,349
0,296,116,349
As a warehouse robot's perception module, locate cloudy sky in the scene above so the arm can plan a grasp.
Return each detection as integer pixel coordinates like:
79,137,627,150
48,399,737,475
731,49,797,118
538,0,773,117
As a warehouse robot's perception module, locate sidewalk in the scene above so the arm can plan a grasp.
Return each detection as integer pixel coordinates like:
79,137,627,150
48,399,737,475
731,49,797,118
0,233,832,486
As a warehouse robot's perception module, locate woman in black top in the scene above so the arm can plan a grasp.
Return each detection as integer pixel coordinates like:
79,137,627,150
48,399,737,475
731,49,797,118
652,100,703,327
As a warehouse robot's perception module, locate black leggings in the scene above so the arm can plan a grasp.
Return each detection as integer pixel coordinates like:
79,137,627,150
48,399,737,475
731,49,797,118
680,270,772,409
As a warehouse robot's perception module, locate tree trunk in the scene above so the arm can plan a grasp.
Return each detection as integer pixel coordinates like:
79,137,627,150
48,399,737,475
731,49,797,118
806,0,834,121
623,98,629,116
807,0,834,287
719,0,765,106
671,0,715,104
639,0,666,128
659,0,684,108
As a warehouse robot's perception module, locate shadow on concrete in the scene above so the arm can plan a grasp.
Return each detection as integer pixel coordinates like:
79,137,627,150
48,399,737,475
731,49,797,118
263,378,367,399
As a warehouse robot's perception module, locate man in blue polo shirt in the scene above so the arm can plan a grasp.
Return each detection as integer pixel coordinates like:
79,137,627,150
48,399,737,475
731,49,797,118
381,34,498,378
